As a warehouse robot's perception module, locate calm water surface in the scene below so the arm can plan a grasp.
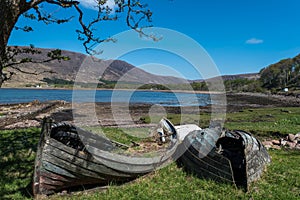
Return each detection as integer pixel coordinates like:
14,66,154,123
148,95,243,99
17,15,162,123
0,88,212,106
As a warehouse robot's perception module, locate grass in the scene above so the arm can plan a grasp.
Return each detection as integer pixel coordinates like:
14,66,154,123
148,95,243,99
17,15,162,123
143,107,300,137
0,128,40,200
83,126,151,145
224,107,300,137
0,107,300,199
50,150,300,200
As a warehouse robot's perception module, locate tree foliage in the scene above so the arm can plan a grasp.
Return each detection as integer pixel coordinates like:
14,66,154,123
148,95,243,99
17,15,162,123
260,54,300,90
224,79,263,92
0,0,153,87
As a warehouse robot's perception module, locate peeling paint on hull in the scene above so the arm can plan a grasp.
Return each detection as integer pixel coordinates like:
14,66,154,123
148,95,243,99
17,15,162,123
33,118,178,196
177,128,271,191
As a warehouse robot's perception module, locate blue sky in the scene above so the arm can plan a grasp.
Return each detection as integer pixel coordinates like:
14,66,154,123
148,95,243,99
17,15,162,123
8,0,300,80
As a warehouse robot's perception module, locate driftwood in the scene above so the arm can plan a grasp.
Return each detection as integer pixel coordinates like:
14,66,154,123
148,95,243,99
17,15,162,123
0,101,64,129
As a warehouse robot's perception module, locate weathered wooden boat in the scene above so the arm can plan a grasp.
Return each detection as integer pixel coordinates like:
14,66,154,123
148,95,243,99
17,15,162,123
33,118,178,196
176,128,271,190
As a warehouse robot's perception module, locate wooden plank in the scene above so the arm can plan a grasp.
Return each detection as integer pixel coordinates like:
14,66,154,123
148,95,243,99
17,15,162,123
181,147,234,178
72,127,117,151
179,151,234,183
44,142,134,178
49,123,118,151
46,135,176,174
38,170,110,192
47,126,178,167
42,152,107,181
37,183,57,195
89,143,178,173
86,141,178,165
44,120,179,173
42,161,77,180
39,172,67,186
182,142,233,173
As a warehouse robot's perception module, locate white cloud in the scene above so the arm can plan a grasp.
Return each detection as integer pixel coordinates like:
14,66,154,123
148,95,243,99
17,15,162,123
246,38,264,44
79,0,116,10
103,0,116,10
79,0,97,9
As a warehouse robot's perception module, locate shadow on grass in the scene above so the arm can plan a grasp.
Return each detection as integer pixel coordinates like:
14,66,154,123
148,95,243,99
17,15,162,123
0,128,40,199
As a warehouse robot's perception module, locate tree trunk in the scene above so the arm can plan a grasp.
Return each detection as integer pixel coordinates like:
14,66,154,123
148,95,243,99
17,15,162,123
0,0,32,87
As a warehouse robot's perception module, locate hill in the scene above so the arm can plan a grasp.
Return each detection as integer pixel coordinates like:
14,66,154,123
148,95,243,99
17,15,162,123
5,46,298,93
2,47,187,88
191,52,300,93
220,73,260,81
260,54,300,90
192,73,260,83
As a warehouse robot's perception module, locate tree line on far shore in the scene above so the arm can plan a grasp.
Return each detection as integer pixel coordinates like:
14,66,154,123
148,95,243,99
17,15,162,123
41,53,300,95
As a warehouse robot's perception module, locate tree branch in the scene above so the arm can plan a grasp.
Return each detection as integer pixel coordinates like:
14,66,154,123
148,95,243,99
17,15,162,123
28,0,45,7
2,47,68,70
46,0,79,7
73,3,117,54
126,0,160,41
1,0,156,86
32,1,76,24
14,25,34,32
19,1,157,55
73,0,157,55
8,65,54,76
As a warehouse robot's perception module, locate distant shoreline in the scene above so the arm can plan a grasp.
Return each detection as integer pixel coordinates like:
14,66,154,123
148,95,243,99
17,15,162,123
1,86,223,94
2,87,299,108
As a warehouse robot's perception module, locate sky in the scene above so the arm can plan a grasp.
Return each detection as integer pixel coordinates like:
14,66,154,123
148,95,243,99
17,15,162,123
8,0,300,80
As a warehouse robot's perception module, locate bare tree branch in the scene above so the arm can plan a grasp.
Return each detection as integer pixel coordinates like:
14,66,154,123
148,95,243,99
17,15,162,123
73,2,117,54
14,25,34,32
28,0,45,7
0,0,156,87
2,47,68,72
46,0,79,7
126,0,160,41
17,0,156,55
32,1,76,24
8,65,54,75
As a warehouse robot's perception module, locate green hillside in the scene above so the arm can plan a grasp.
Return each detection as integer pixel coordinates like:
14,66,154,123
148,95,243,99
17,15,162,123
260,54,300,92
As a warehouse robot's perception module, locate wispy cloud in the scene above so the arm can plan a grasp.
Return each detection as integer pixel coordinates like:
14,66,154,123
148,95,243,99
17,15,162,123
79,0,97,9
79,0,116,10
246,38,264,44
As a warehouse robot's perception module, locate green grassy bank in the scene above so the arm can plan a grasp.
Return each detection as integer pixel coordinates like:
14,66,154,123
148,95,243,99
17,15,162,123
1,107,300,199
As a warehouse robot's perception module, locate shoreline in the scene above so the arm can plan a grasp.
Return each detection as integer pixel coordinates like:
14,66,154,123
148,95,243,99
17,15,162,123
1,88,299,107
1,92,299,129
0,86,222,94
1,91,299,108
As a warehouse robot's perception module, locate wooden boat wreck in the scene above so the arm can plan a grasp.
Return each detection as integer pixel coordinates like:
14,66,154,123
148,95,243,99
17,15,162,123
176,128,271,190
33,118,178,196
33,117,271,195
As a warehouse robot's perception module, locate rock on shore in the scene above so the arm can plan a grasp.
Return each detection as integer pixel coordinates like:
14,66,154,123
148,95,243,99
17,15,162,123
262,133,300,150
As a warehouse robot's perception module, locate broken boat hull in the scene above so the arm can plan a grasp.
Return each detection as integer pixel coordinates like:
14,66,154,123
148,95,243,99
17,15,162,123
176,129,271,190
33,118,178,196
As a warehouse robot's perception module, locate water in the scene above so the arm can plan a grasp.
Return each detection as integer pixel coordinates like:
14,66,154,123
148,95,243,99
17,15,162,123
0,88,211,106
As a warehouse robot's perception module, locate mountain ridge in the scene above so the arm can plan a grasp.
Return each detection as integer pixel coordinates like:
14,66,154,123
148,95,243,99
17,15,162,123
3,47,188,87
3,47,263,88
